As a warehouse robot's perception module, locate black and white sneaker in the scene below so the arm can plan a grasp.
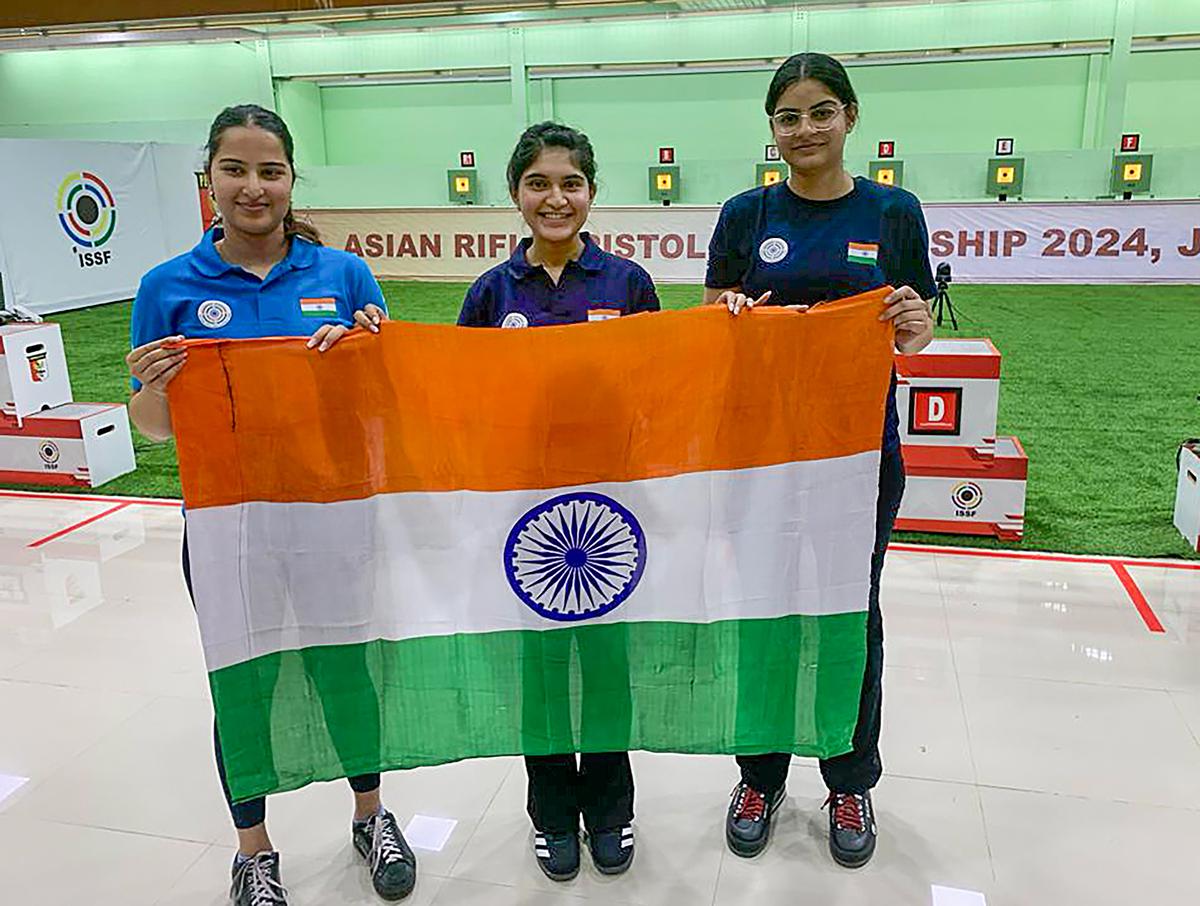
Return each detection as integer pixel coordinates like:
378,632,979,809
824,791,877,868
353,809,418,900
533,830,580,882
230,851,289,906
586,824,634,875
725,782,786,858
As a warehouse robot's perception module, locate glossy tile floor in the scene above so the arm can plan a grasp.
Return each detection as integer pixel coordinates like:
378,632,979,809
1,492,1197,906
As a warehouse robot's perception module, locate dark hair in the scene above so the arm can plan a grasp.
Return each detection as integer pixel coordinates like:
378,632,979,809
506,121,597,194
204,104,321,246
764,53,858,116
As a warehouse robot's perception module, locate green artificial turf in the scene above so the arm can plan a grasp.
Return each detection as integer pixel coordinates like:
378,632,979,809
21,282,1200,559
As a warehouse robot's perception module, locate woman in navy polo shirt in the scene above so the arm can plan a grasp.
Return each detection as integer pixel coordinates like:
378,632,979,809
125,105,414,906
459,122,659,882
707,54,935,870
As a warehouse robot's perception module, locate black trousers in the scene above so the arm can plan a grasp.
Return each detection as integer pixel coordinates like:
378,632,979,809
182,531,381,830
737,447,906,796
525,752,635,834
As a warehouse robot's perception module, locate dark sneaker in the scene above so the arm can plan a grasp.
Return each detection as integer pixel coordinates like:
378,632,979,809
533,830,581,882
353,809,417,900
725,782,786,857
586,824,634,875
230,851,289,906
824,791,877,868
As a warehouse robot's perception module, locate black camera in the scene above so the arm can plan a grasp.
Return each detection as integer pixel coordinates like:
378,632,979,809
936,262,952,289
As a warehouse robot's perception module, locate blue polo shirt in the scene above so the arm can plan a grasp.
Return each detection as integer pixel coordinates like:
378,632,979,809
706,177,936,451
458,233,660,327
130,228,386,389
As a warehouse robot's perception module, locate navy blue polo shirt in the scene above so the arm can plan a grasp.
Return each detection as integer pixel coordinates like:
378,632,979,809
458,233,660,328
706,177,936,451
130,228,386,389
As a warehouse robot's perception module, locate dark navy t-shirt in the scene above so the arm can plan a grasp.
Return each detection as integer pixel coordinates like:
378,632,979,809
706,176,936,451
458,233,660,327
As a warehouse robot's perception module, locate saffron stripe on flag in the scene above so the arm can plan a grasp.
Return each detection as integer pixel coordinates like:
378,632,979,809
170,291,896,508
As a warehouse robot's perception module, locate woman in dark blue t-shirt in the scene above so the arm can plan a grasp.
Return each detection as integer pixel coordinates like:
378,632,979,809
459,122,657,884
706,53,935,871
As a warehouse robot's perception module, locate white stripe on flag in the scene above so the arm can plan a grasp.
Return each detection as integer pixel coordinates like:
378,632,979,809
187,452,880,671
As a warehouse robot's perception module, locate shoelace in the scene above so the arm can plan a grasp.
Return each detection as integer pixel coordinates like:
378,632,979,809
370,813,409,874
731,783,768,822
237,854,288,906
825,793,866,833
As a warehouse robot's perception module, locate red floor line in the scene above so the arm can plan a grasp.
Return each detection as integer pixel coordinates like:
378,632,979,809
27,502,133,549
887,542,1200,572
1110,562,1166,633
0,489,181,507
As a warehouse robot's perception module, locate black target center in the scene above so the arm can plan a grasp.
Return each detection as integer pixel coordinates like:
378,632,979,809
75,195,100,225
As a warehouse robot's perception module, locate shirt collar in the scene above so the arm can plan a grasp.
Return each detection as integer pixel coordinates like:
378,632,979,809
190,228,318,279
505,232,604,281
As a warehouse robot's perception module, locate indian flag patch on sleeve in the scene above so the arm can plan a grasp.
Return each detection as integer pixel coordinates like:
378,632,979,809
300,297,338,318
847,242,879,266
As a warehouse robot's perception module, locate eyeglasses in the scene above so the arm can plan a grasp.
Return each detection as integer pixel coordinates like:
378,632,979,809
769,103,846,135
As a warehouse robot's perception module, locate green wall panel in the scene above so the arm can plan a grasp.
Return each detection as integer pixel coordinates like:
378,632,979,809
2,0,1200,206
267,30,510,78
522,14,794,66
0,43,270,145
845,57,1092,155
811,0,1114,55
549,71,769,205
1133,0,1200,35
318,81,516,205
1126,50,1200,149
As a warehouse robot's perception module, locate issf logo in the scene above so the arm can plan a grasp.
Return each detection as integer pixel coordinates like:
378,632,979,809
951,481,984,517
57,171,117,268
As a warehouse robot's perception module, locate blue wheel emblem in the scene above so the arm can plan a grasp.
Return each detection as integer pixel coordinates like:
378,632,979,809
504,491,646,622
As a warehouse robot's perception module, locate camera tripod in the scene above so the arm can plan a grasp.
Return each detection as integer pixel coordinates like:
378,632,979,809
932,281,958,330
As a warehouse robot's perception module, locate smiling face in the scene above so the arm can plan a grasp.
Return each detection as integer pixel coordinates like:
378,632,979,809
770,77,856,175
511,146,595,246
207,125,294,238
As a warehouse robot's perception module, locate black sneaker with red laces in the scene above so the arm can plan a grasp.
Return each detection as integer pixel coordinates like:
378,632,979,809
825,790,877,868
725,782,786,857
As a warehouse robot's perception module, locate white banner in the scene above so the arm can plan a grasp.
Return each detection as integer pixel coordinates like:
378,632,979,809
306,199,1200,285
0,140,202,315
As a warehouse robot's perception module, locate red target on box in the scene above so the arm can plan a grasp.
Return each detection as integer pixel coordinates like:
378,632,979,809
878,141,895,159
658,147,675,164
1121,133,1140,152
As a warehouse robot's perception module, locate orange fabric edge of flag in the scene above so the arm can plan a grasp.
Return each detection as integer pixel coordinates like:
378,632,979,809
170,288,896,509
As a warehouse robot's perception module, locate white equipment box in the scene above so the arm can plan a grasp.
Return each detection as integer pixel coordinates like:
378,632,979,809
0,323,72,425
0,402,135,487
895,437,1029,541
896,338,1000,450
1175,442,1200,553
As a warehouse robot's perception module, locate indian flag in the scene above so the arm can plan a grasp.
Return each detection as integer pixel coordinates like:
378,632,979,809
847,242,879,266
299,296,338,318
170,289,895,802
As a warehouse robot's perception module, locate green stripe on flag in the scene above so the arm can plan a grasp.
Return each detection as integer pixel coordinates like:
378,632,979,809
210,613,868,802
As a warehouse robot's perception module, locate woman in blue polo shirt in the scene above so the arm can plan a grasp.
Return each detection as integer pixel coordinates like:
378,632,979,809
459,122,658,882
125,105,413,906
708,54,935,870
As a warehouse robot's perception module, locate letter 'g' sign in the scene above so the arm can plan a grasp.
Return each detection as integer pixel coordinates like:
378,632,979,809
909,387,962,435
